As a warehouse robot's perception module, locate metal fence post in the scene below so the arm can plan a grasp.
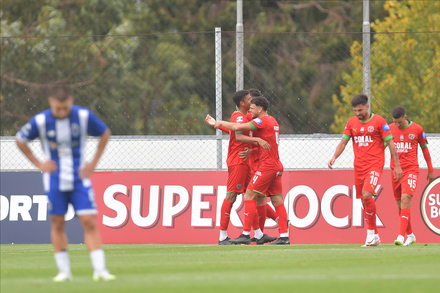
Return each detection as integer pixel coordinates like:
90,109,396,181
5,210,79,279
215,27,223,171
236,0,244,91
363,0,371,108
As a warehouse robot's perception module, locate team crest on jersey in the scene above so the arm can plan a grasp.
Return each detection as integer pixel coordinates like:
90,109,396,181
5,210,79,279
360,127,365,134
236,116,243,123
408,133,415,140
47,130,56,138
383,123,390,131
253,118,262,124
400,134,404,141
368,126,374,132
71,123,80,137
237,184,242,190
50,141,57,149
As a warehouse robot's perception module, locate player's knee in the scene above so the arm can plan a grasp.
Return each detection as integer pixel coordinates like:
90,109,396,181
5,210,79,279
80,216,97,232
225,193,237,203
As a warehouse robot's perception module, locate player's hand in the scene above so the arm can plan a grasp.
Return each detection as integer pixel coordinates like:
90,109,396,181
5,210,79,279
394,165,403,182
79,162,96,179
38,160,57,173
257,138,270,151
328,157,336,169
427,171,434,183
205,114,216,126
239,147,252,161
214,120,223,129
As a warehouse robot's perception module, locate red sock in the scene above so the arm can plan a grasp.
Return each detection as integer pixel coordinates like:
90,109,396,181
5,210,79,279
406,216,413,235
252,208,260,231
220,199,233,231
266,204,277,221
257,205,267,232
399,209,411,236
243,200,257,232
275,204,288,234
363,198,377,230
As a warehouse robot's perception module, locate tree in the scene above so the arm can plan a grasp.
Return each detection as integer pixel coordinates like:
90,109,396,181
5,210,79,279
332,0,440,133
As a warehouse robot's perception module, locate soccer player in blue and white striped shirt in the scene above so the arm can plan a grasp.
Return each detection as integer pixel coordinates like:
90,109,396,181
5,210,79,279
16,86,115,282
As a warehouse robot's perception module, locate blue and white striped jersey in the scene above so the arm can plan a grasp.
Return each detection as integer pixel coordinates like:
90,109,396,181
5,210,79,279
16,105,108,192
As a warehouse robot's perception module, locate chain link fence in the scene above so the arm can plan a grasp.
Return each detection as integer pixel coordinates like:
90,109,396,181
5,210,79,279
1,31,439,171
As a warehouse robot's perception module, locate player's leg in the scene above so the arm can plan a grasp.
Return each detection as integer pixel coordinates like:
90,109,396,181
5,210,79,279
230,189,259,244
72,184,115,281
266,203,278,222
219,191,237,244
48,190,72,282
360,170,382,246
256,196,267,232
221,165,249,244
268,175,289,245
392,174,405,245
401,172,418,246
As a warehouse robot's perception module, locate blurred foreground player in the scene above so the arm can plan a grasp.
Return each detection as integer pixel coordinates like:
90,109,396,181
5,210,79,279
389,106,434,246
209,96,289,245
328,94,402,247
16,86,115,282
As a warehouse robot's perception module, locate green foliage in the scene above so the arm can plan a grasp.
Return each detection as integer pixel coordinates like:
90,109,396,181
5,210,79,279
1,1,391,135
332,0,440,133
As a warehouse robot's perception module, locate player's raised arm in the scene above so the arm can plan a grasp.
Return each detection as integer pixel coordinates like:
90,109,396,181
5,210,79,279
328,137,349,169
387,137,403,182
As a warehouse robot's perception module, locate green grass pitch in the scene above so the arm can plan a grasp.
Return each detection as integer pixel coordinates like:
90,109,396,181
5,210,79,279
1,243,439,293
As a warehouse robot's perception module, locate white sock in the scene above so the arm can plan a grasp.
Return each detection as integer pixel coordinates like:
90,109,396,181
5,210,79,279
367,229,375,236
54,250,71,274
254,229,263,239
219,230,228,241
407,233,415,238
90,249,106,274
243,231,251,236
280,233,289,238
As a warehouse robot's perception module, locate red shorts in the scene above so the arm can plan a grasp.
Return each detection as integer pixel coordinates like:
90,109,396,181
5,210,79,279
354,168,383,199
392,169,419,200
227,164,250,194
247,167,283,197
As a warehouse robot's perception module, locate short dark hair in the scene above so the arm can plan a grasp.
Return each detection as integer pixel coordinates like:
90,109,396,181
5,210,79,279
248,88,262,98
232,90,250,107
51,86,72,102
392,106,406,119
251,96,269,111
351,94,368,107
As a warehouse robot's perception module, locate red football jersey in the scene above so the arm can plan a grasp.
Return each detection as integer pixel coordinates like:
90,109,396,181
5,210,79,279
246,112,260,171
248,115,283,169
343,114,393,173
389,121,428,171
226,111,251,167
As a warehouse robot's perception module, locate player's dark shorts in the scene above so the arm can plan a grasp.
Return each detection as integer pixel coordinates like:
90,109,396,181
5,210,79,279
48,181,97,216
392,168,419,200
354,168,383,199
227,164,251,194
247,167,283,197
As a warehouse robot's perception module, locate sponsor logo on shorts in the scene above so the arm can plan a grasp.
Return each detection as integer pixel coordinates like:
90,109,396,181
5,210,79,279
368,126,374,132
420,177,440,236
408,133,415,140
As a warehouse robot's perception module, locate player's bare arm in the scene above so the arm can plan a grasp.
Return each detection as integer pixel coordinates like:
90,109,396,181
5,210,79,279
328,138,349,169
421,146,435,183
387,137,403,182
215,120,270,151
79,128,111,179
16,138,57,173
